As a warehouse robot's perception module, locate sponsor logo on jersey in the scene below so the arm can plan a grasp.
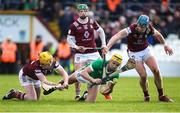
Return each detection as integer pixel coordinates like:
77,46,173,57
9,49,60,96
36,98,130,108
77,27,82,29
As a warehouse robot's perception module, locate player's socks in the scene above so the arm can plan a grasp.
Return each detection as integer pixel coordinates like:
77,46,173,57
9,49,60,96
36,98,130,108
76,89,80,96
78,91,88,101
157,88,164,97
2,89,25,100
75,89,81,100
143,90,150,102
143,90,149,97
15,91,26,100
11,90,25,100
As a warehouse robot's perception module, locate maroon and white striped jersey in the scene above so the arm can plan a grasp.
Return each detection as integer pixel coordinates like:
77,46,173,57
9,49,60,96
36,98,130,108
22,60,59,80
126,23,154,52
68,18,100,53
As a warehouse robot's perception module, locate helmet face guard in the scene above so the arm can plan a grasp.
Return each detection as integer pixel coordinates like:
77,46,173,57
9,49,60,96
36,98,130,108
108,54,123,72
77,4,89,19
137,15,150,27
110,54,123,64
39,51,53,68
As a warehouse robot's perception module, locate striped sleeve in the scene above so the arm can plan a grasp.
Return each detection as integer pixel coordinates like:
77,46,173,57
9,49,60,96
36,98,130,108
35,69,43,76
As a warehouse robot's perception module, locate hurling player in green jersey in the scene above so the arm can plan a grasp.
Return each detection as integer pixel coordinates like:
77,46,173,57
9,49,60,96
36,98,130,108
65,53,122,102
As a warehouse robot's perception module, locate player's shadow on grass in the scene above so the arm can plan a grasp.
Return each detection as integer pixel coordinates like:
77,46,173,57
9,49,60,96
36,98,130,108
39,99,80,105
1,98,164,105
95,100,154,104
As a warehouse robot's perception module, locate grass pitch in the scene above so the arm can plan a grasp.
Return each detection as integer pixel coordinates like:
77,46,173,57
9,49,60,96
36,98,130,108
0,75,180,112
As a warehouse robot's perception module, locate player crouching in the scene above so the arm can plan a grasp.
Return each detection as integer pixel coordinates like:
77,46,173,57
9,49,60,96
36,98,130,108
2,51,68,101
99,78,118,100
43,54,135,102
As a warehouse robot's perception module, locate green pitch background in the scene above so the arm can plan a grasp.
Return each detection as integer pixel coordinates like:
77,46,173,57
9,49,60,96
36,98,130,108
0,75,180,112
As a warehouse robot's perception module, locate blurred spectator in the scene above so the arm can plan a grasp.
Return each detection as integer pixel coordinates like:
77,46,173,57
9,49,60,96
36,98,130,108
173,9,180,37
23,0,39,10
43,42,56,55
0,0,37,10
0,1,179,76
166,15,176,34
39,0,55,21
55,36,71,74
0,37,17,74
0,1,179,41
17,44,30,66
58,6,74,37
1,0,23,10
30,35,44,61
0,47,2,56
159,20,168,38
119,15,128,29
0,45,2,73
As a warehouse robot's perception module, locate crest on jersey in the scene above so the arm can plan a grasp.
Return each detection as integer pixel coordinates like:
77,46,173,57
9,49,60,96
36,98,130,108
84,31,90,39
77,27,82,30
139,35,143,38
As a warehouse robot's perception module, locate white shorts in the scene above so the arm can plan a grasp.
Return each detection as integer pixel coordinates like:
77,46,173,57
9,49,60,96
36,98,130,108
74,52,101,64
128,47,153,61
19,69,41,88
75,71,92,85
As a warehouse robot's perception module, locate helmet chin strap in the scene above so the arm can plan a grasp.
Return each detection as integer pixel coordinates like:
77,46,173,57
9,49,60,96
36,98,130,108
106,64,114,74
80,16,86,19
40,59,53,68
135,26,147,35
49,59,53,66
78,17,88,24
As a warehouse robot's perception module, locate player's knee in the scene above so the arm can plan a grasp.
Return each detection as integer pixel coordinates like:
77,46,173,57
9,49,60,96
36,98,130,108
31,98,38,101
86,99,96,103
137,70,147,79
27,95,38,101
30,97,37,101
152,69,160,76
140,75,147,81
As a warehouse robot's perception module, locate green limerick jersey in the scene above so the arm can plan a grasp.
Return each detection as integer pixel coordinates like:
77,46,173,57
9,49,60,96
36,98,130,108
88,59,120,80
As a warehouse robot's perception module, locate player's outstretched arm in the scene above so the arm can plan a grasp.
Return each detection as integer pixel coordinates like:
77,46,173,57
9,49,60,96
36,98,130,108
55,64,69,89
37,73,57,86
96,27,106,47
80,67,101,84
153,28,173,55
107,28,128,50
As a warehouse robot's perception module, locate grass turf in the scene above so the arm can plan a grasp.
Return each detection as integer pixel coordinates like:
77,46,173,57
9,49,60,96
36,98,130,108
0,75,180,112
